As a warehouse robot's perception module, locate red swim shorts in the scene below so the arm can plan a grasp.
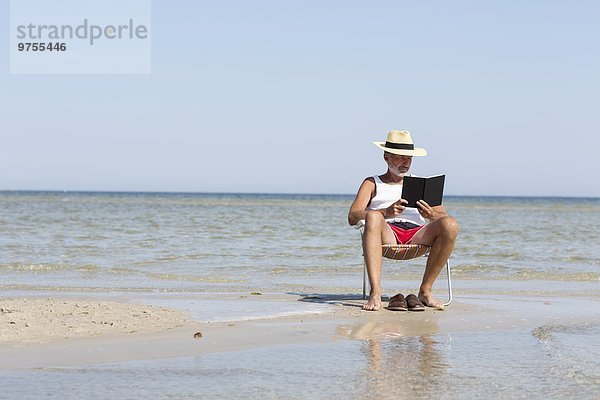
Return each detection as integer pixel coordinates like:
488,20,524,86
388,223,425,244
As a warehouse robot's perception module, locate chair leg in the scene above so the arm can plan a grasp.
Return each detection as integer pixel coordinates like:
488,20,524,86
443,259,453,306
362,260,367,300
360,229,367,300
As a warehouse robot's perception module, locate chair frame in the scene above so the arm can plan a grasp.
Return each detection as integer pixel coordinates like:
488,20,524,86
357,225,453,306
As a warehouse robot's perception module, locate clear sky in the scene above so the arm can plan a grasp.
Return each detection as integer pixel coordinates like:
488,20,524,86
2,1,599,196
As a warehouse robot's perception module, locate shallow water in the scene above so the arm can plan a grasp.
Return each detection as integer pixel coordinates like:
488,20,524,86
1,192,599,295
2,323,599,400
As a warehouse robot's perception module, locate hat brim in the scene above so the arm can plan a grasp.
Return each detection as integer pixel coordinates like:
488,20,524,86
373,142,427,156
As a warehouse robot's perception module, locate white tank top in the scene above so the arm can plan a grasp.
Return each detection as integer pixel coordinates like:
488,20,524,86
367,175,426,226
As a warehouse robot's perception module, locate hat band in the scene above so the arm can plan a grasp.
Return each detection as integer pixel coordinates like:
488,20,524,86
384,142,414,150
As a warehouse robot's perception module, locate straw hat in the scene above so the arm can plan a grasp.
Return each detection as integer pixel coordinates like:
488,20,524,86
373,130,427,156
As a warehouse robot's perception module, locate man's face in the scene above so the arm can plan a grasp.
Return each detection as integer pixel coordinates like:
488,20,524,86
384,152,412,176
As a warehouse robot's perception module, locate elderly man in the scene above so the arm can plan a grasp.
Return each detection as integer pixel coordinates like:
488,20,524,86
348,130,459,311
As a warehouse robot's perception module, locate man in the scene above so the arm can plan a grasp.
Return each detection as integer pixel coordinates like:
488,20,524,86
348,130,458,311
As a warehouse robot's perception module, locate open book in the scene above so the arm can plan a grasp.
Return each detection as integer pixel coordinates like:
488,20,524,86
401,174,445,208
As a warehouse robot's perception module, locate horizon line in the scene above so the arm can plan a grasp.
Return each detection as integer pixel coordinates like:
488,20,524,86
1,189,599,200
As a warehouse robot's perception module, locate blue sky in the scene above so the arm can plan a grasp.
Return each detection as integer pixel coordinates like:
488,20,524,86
2,1,599,196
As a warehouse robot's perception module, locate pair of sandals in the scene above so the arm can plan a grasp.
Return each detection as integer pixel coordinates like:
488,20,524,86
387,293,425,312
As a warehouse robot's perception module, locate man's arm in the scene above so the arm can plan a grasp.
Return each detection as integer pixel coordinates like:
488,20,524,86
349,178,411,225
348,178,378,226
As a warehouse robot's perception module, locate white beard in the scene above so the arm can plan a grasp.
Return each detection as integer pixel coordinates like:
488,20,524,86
388,164,408,177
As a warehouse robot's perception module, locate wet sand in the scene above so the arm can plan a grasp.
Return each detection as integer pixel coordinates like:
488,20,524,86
1,292,597,370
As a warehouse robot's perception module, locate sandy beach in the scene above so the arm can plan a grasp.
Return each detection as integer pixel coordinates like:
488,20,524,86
0,298,190,346
2,292,598,372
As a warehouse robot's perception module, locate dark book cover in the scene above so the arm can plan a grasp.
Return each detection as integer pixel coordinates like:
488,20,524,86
401,174,445,208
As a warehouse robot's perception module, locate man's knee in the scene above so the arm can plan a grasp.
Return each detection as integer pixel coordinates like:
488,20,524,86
364,210,385,227
439,216,459,239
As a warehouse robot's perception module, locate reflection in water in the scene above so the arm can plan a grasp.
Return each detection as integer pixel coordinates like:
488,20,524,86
364,335,450,399
341,316,452,398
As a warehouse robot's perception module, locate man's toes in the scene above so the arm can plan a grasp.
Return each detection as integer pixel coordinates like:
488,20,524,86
419,295,444,310
362,301,381,311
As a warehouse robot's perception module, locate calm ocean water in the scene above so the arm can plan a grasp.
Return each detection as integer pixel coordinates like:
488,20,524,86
1,191,599,295
2,191,600,399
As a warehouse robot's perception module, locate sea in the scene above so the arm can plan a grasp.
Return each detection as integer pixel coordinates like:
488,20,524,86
1,191,600,399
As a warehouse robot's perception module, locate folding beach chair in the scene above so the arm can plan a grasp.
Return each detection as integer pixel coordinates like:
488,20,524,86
355,221,453,306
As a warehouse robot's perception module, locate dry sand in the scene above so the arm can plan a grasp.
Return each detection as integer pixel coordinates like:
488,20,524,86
0,298,190,345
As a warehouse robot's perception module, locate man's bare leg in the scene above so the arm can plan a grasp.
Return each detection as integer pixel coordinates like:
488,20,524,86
362,211,396,311
411,216,459,310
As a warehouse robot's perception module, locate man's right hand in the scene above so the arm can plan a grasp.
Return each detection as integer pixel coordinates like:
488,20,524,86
384,199,408,218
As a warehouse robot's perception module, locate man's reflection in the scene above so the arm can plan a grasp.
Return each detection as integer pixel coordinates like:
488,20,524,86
339,316,450,397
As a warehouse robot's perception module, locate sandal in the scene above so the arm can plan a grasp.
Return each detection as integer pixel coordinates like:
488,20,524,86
387,293,408,311
406,294,425,311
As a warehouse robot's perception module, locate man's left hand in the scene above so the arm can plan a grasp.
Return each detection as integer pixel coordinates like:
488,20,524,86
416,200,439,220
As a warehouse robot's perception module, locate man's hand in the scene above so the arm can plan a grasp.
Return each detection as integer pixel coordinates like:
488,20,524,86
416,200,443,220
385,199,408,218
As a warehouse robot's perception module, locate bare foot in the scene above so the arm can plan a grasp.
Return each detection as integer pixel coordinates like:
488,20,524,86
418,290,444,310
362,294,382,311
